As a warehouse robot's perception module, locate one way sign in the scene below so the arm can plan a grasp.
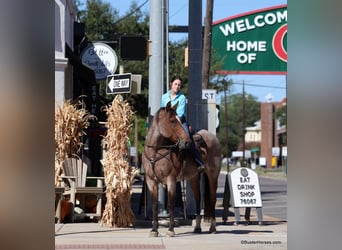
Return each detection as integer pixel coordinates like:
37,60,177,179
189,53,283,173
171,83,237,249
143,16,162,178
106,73,132,94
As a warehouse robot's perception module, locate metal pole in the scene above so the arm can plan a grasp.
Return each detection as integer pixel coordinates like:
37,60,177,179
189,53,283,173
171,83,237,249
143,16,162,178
149,0,163,116
185,0,203,217
165,0,169,88
201,0,213,89
242,80,246,168
188,0,203,131
224,79,230,172
149,0,166,216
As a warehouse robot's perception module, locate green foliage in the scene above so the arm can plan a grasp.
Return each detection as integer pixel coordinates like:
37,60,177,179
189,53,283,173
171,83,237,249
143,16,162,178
217,92,260,157
78,0,119,42
128,116,149,155
275,104,287,127
168,40,189,93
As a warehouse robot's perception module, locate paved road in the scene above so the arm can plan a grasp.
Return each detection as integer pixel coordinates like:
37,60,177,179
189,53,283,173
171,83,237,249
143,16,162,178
259,176,287,221
215,171,287,223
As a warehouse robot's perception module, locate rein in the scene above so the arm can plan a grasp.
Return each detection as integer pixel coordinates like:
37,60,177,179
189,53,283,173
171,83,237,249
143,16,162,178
146,140,180,150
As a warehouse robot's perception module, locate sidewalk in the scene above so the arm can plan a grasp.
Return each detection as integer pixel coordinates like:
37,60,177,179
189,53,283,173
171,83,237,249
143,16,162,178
55,173,287,249
55,219,287,250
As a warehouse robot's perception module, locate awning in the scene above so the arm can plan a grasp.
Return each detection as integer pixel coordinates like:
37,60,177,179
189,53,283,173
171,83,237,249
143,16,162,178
65,43,96,84
250,147,260,153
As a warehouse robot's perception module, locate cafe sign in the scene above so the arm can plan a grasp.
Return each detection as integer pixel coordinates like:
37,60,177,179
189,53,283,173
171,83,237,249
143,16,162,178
81,42,118,80
212,5,287,74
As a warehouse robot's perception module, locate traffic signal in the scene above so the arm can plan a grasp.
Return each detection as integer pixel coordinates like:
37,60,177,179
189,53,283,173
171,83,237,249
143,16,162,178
120,35,147,60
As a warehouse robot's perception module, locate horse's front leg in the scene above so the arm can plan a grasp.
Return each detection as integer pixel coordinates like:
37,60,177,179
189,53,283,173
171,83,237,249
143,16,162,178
150,182,159,237
166,181,176,237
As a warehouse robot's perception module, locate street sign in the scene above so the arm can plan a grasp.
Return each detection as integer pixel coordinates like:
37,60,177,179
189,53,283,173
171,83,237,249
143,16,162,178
202,89,216,104
282,146,287,157
106,73,132,94
229,167,262,207
272,147,280,156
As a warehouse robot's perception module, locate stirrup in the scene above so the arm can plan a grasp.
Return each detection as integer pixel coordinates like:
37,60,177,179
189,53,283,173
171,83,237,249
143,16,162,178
198,164,205,171
196,159,205,171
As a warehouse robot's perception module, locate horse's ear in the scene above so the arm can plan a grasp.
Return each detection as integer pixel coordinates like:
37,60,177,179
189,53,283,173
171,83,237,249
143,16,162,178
172,102,178,111
166,101,172,111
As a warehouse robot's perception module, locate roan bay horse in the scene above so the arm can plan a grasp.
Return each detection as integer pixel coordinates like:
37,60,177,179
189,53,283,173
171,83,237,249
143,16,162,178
142,101,221,237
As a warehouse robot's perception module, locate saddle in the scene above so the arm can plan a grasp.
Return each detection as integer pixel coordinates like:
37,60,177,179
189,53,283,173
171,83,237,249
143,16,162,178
192,133,207,158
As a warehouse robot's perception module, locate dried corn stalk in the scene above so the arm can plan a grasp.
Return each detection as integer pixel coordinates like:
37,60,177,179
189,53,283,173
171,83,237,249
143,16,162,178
100,95,139,228
54,99,95,186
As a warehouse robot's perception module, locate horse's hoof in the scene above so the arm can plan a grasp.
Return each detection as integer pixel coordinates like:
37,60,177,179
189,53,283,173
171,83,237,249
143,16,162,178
167,230,175,237
150,231,159,237
209,225,217,234
193,227,202,234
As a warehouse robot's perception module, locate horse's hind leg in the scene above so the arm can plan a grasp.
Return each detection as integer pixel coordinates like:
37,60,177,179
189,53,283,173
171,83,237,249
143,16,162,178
189,176,202,233
208,174,219,234
209,218,217,234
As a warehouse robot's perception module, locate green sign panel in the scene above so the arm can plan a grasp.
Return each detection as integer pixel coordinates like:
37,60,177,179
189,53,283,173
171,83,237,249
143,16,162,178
212,5,287,74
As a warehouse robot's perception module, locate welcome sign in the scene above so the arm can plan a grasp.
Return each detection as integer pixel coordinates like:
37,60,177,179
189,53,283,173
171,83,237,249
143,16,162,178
211,5,287,74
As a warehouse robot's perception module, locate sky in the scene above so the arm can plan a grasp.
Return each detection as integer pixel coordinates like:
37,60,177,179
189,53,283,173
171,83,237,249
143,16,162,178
79,0,287,102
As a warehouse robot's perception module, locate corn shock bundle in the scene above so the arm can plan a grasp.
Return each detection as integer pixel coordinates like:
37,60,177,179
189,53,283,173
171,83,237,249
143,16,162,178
54,99,95,186
100,95,139,227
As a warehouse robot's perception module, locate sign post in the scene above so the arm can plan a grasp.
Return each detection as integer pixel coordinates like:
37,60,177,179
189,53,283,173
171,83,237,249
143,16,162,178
228,167,263,224
202,89,217,135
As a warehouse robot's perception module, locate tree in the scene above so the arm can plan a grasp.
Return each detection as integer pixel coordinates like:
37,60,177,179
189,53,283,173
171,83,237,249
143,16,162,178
217,92,260,157
77,0,119,42
275,103,287,127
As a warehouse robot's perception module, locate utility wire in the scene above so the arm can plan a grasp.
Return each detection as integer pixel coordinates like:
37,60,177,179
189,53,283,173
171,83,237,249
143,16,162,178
113,0,149,25
169,3,187,20
233,82,286,89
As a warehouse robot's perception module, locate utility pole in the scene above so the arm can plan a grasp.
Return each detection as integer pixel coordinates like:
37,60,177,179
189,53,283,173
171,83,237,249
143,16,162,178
242,80,246,168
201,0,213,89
224,78,230,172
149,0,167,216
186,0,203,217
188,0,203,132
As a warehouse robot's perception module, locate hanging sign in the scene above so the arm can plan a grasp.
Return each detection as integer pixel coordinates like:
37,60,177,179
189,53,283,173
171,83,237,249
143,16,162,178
81,42,118,80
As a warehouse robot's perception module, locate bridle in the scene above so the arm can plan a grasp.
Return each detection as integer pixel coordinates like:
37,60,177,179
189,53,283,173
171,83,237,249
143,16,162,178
144,140,182,184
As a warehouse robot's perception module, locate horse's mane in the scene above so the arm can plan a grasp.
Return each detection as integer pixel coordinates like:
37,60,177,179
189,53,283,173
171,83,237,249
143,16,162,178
153,108,164,125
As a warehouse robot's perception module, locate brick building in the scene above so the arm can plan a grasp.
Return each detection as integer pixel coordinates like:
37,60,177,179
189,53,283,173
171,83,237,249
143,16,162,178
245,97,287,169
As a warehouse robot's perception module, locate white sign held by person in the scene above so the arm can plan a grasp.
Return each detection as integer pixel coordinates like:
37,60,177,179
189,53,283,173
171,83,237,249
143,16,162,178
229,167,262,207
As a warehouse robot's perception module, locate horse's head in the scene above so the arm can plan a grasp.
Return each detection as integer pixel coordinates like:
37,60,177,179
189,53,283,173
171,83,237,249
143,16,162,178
157,101,191,149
